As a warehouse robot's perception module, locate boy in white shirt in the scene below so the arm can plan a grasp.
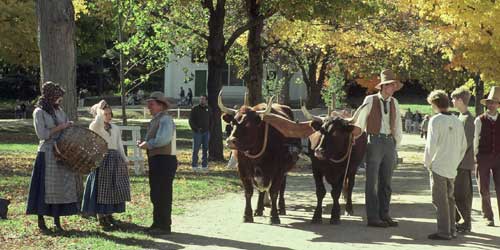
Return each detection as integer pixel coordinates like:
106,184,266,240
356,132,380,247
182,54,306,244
424,90,467,240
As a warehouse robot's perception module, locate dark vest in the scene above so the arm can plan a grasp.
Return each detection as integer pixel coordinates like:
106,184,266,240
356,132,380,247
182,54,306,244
478,114,500,154
366,95,396,135
146,111,173,157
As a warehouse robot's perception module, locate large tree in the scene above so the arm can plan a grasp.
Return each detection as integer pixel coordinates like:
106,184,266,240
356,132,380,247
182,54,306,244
126,0,260,161
36,0,78,120
396,0,500,114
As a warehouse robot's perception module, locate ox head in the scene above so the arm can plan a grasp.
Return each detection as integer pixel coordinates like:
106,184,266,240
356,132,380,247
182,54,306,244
220,91,323,191
302,103,363,161
219,91,273,153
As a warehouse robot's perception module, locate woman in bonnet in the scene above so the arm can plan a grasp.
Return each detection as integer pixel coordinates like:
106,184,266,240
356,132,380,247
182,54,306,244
81,100,131,231
26,81,82,234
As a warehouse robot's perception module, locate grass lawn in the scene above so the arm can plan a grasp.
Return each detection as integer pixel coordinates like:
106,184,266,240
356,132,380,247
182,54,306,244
0,118,241,250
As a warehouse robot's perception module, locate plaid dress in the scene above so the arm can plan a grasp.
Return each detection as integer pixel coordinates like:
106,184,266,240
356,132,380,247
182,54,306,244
33,108,82,204
26,108,82,216
81,119,130,215
96,150,131,204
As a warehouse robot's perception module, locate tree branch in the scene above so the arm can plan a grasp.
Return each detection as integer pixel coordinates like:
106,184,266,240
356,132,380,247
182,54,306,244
201,0,215,13
166,16,209,40
125,66,165,95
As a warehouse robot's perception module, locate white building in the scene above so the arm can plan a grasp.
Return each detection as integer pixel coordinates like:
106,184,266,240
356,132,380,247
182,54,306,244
163,54,307,102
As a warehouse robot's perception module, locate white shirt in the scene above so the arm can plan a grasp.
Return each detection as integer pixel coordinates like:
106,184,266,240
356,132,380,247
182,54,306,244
89,111,128,161
473,112,498,157
354,92,403,146
424,113,467,178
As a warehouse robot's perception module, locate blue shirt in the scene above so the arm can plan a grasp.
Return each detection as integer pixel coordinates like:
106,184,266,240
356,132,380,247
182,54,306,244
147,113,175,150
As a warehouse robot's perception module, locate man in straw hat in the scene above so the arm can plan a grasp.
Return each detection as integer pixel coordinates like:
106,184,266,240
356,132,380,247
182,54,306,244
137,91,178,235
474,86,500,227
353,69,403,228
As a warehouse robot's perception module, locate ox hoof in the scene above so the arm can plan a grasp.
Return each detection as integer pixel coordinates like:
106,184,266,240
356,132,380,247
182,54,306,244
311,217,322,224
270,217,281,225
254,210,264,216
330,218,341,225
243,216,254,223
279,209,286,215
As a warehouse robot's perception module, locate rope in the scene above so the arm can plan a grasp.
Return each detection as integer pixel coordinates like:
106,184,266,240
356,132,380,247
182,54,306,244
243,123,269,159
341,134,355,193
328,133,353,163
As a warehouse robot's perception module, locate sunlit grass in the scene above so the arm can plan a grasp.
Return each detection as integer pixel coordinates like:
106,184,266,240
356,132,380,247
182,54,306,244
0,117,240,250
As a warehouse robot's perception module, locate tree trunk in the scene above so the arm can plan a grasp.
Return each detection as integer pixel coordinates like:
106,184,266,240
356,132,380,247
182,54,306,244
206,2,226,161
36,0,77,120
305,62,322,108
475,74,484,116
118,3,127,125
279,70,292,106
307,82,323,108
97,56,104,94
245,0,264,105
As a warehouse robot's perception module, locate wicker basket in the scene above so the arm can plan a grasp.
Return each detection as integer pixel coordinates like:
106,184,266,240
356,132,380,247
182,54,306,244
54,126,108,174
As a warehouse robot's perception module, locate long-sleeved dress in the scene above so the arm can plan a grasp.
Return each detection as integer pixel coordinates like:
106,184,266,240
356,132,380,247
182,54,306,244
81,113,131,215
26,108,82,217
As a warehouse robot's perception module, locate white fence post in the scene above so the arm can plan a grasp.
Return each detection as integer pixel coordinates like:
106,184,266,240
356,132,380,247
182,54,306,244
119,125,145,175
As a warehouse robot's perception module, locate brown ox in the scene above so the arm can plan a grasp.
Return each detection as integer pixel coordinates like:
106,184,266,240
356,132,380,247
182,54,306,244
218,92,312,224
302,106,367,224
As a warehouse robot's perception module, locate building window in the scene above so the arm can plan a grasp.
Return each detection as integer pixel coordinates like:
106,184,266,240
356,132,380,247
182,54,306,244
222,63,244,86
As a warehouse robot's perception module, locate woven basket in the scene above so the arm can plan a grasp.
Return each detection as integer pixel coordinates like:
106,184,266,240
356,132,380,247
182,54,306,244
54,126,108,174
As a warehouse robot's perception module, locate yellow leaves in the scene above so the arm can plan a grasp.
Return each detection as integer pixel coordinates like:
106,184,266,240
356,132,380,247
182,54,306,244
395,0,500,82
73,0,88,18
269,19,333,49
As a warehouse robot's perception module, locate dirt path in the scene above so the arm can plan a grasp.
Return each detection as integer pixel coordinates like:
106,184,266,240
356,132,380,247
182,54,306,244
150,134,500,250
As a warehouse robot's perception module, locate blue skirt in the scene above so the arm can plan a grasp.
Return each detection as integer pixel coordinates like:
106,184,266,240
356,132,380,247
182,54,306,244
81,167,125,216
26,152,79,217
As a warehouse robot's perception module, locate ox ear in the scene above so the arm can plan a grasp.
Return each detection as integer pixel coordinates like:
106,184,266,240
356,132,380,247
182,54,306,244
262,113,314,138
310,120,323,131
222,114,234,124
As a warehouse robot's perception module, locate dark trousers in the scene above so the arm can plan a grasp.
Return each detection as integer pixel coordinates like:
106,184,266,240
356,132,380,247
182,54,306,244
148,155,177,229
476,153,500,221
365,134,396,222
454,169,472,225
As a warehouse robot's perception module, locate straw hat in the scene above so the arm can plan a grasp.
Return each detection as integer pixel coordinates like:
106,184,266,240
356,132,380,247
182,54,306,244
480,86,500,105
146,91,173,108
375,69,403,91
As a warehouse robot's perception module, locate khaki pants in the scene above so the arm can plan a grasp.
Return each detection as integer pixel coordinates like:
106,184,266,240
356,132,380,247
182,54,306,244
430,171,456,237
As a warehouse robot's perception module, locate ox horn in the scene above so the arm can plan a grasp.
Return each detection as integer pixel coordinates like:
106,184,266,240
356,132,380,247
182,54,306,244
218,90,237,115
344,103,367,124
300,98,322,121
257,95,274,117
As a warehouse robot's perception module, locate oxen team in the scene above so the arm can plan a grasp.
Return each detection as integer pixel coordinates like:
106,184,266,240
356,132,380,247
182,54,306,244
218,91,368,225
